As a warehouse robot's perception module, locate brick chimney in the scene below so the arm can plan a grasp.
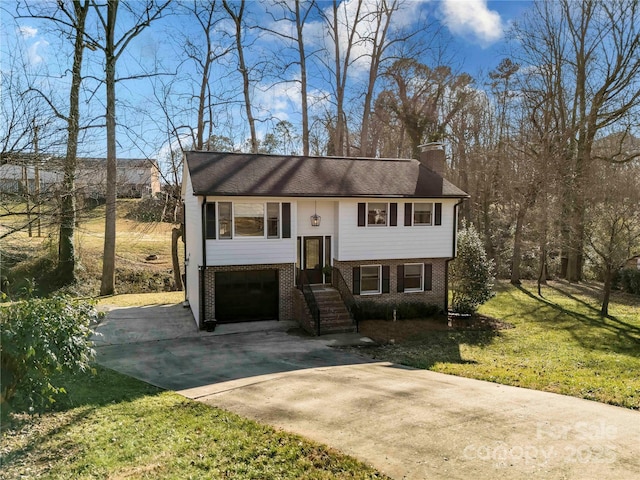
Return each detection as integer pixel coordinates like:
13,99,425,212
418,142,446,176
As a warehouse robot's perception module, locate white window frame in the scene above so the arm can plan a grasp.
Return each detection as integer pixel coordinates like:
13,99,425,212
413,202,433,226
403,263,424,293
266,202,280,239
360,264,382,295
367,202,388,226
218,201,233,239
216,201,283,240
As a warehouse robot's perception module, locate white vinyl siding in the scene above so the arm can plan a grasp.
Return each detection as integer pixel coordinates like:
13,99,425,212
336,199,457,261
297,200,335,237
182,168,202,327
204,197,296,266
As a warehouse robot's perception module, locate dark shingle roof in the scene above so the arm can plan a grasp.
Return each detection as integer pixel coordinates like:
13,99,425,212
185,151,468,198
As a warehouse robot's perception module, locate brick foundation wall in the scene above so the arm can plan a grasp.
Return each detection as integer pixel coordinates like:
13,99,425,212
202,263,295,326
333,258,448,311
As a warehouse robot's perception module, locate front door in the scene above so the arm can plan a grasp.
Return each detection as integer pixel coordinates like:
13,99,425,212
303,236,323,284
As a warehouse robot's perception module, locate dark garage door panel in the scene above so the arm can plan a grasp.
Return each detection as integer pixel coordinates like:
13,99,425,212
215,270,278,322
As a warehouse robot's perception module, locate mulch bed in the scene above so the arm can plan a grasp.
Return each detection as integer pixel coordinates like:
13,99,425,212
357,314,514,344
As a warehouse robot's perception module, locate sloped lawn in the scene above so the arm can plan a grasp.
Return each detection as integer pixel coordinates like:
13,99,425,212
355,281,640,409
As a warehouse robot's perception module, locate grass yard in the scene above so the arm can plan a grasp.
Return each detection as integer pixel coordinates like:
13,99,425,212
1,199,178,298
354,280,640,409
1,366,388,479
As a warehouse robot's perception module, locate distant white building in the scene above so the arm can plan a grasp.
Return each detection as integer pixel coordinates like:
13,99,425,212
0,155,161,198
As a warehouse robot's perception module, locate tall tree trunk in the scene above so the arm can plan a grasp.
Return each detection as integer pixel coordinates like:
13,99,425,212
171,224,183,291
601,264,612,317
331,0,344,156
510,207,526,285
58,0,89,285
295,0,309,156
223,0,257,153
100,0,118,296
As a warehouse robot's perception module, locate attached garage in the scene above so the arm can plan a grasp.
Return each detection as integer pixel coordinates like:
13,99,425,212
214,270,279,322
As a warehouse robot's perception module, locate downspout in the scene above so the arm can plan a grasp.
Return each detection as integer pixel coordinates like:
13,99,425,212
200,198,207,329
444,198,465,314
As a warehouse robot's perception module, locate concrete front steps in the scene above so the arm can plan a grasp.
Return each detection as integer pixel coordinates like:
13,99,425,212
310,285,356,334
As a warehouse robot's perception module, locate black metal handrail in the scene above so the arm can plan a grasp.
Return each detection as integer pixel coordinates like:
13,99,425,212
331,266,358,332
298,270,321,335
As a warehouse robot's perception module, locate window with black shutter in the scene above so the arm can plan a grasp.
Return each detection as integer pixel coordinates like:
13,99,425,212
404,203,412,226
382,265,390,293
205,202,216,239
397,265,404,292
352,266,361,294
282,203,291,238
424,263,433,291
357,203,366,226
435,203,442,226
390,203,397,226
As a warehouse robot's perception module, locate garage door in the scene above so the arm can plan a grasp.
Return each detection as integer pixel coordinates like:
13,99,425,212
215,270,279,322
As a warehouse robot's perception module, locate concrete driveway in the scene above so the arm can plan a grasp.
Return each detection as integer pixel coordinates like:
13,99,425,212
94,304,640,480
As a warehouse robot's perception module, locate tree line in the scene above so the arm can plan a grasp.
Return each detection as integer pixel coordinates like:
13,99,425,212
1,0,639,314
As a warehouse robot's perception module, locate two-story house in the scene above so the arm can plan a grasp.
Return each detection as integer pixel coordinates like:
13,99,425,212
181,145,468,334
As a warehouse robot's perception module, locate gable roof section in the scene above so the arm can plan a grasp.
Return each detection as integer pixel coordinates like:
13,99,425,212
186,151,468,198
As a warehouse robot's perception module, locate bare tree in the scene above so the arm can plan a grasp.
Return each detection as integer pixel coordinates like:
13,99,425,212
585,158,640,316
11,1,92,285
260,0,315,156
515,0,640,282
222,0,258,153
56,0,90,285
358,0,412,157
316,0,368,156
180,0,231,151
380,58,473,158
90,0,171,296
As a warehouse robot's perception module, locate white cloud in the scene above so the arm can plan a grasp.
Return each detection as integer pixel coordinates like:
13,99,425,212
17,25,38,38
27,39,49,65
440,0,503,47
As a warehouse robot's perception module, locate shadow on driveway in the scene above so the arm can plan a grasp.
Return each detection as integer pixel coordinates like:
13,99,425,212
93,304,640,480
93,303,374,391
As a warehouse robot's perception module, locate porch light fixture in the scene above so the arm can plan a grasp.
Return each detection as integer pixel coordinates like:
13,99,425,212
310,201,321,227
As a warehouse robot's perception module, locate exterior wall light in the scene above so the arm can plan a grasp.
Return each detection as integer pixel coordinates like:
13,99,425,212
310,201,321,227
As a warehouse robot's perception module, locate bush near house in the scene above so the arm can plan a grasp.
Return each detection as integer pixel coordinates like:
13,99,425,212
0,295,99,420
449,222,495,314
354,301,439,321
616,268,640,295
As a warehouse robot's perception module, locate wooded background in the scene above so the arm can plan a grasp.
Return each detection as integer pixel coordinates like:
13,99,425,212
1,0,639,307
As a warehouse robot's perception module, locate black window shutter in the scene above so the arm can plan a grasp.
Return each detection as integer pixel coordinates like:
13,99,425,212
357,203,366,226
404,203,412,226
205,202,216,239
390,203,397,226
353,267,361,294
382,265,390,293
435,202,442,225
397,265,404,292
282,203,291,238
424,263,433,291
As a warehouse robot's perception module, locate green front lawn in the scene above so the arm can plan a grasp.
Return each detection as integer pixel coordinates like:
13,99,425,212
1,367,388,479
359,281,640,409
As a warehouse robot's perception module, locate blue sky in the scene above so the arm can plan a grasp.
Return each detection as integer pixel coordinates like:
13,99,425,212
2,0,534,160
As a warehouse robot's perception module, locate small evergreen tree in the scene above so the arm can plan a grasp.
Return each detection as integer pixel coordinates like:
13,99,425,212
450,222,496,314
